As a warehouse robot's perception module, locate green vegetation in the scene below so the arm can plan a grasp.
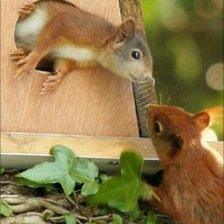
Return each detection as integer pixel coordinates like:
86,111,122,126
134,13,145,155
17,145,99,196
1,146,166,224
0,199,12,218
142,0,223,139
89,151,153,212
18,146,153,213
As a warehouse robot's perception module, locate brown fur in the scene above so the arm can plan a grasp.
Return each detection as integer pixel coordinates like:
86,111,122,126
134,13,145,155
35,1,117,48
147,105,224,224
14,0,152,93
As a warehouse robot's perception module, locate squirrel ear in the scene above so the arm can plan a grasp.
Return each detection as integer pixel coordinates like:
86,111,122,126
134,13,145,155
192,111,210,130
115,19,135,43
192,106,223,130
136,28,145,38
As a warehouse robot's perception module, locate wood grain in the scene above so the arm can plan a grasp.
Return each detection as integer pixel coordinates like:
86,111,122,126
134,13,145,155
1,0,139,137
119,0,157,137
1,133,223,158
1,132,156,158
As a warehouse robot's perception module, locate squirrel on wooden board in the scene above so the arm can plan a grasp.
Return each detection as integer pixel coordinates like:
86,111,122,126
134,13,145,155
12,0,153,94
147,105,223,224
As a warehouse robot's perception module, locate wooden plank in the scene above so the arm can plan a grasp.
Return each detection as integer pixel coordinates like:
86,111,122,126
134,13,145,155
119,0,157,137
1,133,223,158
1,0,139,137
1,132,156,158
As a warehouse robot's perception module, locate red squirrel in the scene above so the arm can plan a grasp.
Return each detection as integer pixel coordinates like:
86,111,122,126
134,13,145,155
147,105,223,224
12,0,153,94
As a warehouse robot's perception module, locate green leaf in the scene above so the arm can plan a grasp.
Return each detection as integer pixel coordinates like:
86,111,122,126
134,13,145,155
0,199,12,217
16,145,100,196
16,178,56,193
89,176,139,212
127,208,142,221
64,213,77,224
70,157,99,196
0,167,4,176
120,151,143,179
145,212,157,224
139,181,153,200
89,151,151,212
100,174,112,183
17,145,76,196
81,180,99,196
71,158,98,183
16,178,52,188
110,214,123,224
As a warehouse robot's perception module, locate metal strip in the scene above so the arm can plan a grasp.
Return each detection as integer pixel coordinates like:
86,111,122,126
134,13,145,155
0,153,161,175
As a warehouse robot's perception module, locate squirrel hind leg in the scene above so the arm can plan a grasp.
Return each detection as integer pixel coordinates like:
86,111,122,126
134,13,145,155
40,58,76,95
18,3,36,21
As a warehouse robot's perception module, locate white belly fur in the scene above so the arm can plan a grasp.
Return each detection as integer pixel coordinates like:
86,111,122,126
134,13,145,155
51,44,94,61
15,6,49,47
15,6,94,62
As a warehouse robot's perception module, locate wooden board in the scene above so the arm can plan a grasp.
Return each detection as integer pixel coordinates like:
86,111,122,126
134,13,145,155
1,133,223,158
1,0,139,137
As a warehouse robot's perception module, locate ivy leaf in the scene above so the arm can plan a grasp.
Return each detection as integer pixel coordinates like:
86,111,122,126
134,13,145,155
100,174,112,183
81,180,99,196
17,145,76,196
89,176,139,212
88,151,152,212
64,213,77,224
110,214,123,224
70,157,99,195
71,158,98,183
127,208,142,221
0,167,4,176
0,199,12,217
145,212,157,224
16,178,52,188
16,145,100,196
120,151,143,179
139,181,154,201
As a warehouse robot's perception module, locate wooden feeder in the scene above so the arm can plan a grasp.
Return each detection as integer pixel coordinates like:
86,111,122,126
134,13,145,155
1,0,222,170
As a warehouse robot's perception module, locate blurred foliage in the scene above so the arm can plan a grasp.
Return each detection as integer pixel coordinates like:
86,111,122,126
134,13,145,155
141,0,223,139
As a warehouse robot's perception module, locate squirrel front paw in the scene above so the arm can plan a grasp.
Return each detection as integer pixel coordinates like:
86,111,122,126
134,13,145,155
40,72,64,95
10,48,27,62
13,54,37,80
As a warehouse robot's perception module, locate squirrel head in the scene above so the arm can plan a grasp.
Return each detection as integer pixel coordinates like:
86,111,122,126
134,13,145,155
105,19,153,82
147,105,223,166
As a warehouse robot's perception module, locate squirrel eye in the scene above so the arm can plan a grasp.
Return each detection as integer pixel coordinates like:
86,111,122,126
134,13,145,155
131,50,141,60
154,121,163,135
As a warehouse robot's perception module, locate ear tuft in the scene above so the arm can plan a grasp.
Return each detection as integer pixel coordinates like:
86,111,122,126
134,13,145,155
115,19,135,43
192,111,210,130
